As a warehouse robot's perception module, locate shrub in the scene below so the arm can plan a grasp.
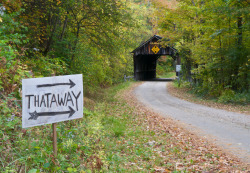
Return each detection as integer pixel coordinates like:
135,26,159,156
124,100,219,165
218,89,235,103
218,90,250,104
24,56,69,77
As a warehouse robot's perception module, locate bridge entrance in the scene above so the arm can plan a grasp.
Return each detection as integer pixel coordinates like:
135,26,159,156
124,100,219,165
132,35,180,81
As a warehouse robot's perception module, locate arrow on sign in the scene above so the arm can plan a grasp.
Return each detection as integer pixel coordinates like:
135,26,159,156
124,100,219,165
37,79,76,88
28,106,76,120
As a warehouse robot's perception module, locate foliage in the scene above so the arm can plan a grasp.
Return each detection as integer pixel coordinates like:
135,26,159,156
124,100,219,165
156,56,175,77
0,1,160,172
218,90,250,104
0,7,30,97
0,58,28,97
154,0,250,99
1,0,156,93
24,56,69,77
3,0,156,88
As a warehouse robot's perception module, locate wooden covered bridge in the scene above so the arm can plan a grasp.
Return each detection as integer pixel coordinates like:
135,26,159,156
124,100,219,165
132,35,180,81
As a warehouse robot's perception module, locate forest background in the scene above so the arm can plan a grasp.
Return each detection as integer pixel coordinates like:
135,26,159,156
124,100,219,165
1,0,249,104
1,0,249,102
0,0,249,172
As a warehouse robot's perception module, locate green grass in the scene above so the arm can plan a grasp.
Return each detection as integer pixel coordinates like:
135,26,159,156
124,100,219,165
157,71,176,78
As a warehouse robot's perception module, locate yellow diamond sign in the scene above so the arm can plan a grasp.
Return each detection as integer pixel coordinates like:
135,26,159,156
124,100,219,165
152,45,160,54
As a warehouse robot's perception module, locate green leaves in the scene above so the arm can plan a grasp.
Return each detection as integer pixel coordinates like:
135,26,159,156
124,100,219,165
156,0,249,96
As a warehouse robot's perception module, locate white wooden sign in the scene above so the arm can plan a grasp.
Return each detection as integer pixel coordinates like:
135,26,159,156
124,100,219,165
176,65,182,72
22,74,83,128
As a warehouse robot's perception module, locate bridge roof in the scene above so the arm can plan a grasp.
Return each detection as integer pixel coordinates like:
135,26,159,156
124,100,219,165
131,35,177,56
131,35,162,53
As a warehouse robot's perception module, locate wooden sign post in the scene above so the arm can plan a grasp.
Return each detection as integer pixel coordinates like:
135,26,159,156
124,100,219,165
22,74,83,157
52,123,57,156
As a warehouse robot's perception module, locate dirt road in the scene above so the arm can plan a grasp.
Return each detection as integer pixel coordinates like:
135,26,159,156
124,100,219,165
134,82,250,163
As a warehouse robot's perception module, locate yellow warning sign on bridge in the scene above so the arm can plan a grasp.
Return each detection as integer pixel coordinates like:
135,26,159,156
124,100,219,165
152,46,160,54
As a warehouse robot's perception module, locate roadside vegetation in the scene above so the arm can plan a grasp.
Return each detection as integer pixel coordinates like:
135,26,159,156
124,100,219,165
1,82,249,172
153,0,249,104
156,56,176,79
168,81,250,115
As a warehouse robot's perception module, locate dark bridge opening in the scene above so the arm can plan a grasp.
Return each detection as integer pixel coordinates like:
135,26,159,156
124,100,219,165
132,35,180,81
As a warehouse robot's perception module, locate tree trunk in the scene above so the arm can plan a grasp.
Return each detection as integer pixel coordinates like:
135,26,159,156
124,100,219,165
60,12,68,41
237,17,242,46
71,22,80,62
43,15,59,56
232,17,243,90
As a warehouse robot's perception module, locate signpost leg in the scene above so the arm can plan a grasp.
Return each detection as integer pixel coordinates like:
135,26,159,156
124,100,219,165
52,123,57,157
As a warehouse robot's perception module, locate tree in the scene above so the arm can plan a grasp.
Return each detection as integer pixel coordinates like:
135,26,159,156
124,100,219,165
155,0,249,96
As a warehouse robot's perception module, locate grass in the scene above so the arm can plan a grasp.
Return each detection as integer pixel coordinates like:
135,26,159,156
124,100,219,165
157,72,176,78
1,81,248,172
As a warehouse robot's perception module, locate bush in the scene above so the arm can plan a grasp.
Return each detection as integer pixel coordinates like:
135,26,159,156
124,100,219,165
0,9,31,96
156,64,165,76
24,56,69,77
218,90,250,104
218,89,235,103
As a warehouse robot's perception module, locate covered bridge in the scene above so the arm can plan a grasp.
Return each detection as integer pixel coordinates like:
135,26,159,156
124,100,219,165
132,35,180,81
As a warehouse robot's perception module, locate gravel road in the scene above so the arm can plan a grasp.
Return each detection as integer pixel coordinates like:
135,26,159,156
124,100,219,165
134,82,250,163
